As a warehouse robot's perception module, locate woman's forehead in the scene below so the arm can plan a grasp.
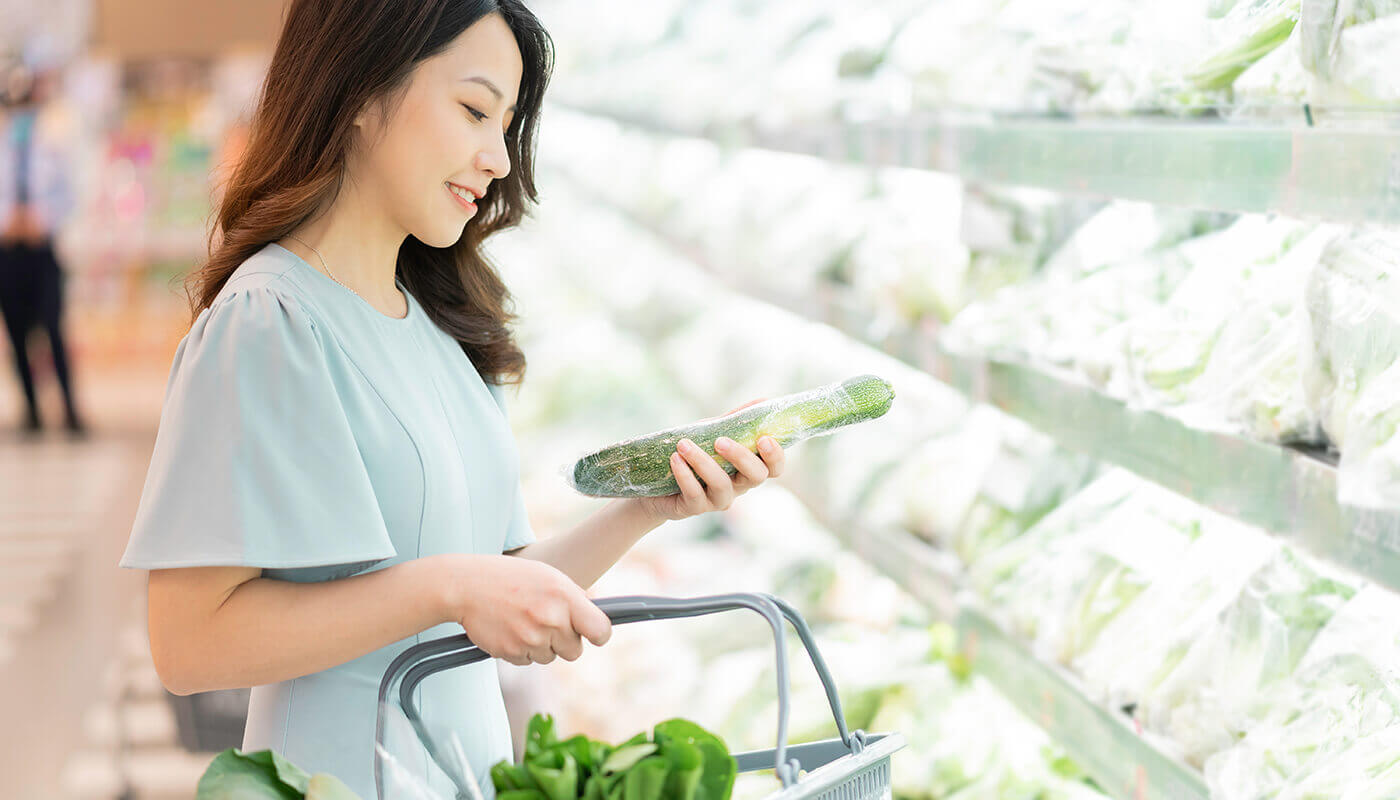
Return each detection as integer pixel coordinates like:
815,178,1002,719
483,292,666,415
429,13,524,99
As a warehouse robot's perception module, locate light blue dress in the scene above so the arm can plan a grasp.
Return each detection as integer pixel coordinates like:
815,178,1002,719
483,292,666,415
119,242,537,799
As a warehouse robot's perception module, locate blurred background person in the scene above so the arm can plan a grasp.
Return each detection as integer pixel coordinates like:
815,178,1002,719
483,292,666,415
0,60,86,437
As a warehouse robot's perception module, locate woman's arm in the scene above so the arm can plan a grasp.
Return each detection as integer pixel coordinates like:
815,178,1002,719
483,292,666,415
149,557,456,695
505,498,663,590
148,551,611,694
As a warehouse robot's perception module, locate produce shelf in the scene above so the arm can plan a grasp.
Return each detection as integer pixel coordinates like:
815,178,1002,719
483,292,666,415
561,166,1400,598
566,193,1218,800
553,105,1400,225
819,293,1400,595
956,607,1209,800
786,479,1210,800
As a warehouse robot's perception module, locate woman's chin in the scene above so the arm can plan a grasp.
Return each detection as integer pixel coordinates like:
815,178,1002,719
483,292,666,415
416,221,469,249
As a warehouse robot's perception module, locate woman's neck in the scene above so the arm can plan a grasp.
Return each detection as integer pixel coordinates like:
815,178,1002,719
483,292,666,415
284,180,405,306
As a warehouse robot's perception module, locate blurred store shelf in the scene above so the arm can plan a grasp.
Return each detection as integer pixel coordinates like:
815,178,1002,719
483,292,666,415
554,105,1400,225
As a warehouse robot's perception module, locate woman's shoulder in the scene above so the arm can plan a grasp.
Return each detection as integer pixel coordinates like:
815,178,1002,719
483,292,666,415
198,243,334,333
178,245,337,367
211,242,308,307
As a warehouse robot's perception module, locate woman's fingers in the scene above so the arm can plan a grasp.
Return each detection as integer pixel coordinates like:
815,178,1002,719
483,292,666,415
756,436,785,478
670,448,708,508
569,592,613,648
715,437,769,488
677,439,734,509
551,627,585,662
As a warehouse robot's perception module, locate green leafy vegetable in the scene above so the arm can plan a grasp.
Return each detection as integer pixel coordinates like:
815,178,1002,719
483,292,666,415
493,714,738,800
196,748,363,800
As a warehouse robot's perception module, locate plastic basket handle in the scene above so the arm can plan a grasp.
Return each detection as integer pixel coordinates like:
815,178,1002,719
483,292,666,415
374,592,856,799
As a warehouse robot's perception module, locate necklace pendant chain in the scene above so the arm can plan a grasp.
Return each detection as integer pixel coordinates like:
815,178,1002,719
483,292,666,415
286,234,367,303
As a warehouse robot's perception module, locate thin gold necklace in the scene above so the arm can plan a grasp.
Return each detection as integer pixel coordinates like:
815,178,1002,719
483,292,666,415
285,234,367,304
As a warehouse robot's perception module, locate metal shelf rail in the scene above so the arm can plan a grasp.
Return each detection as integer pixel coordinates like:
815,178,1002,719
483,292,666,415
552,104,1400,225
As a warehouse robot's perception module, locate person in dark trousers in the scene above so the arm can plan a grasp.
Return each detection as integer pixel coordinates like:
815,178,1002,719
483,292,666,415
0,62,85,438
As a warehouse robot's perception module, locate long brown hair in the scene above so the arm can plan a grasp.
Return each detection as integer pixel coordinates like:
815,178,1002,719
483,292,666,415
186,0,552,387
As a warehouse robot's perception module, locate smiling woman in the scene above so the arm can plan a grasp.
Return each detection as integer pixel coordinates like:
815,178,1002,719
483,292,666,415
117,3,615,799
120,1,790,797
186,0,552,387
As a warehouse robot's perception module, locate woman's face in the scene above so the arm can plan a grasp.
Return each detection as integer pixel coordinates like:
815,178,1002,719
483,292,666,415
353,12,523,249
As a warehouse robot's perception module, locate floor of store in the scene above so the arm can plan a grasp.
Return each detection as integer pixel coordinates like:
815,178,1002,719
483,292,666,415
0,351,210,799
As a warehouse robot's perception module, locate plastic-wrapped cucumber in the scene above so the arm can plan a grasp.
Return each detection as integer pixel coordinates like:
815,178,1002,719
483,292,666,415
568,375,895,498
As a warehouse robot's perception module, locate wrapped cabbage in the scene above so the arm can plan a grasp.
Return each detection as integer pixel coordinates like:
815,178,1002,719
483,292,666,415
1131,547,1357,766
1204,585,1400,797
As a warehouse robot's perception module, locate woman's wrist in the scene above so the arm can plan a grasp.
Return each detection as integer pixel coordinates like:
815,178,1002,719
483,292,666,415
422,553,479,625
618,496,669,529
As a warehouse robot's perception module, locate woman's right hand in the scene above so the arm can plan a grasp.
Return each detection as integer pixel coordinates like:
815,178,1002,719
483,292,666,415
438,554,612,666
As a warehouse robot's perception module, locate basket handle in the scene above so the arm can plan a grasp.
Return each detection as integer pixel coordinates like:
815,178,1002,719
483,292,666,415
374,592,856,799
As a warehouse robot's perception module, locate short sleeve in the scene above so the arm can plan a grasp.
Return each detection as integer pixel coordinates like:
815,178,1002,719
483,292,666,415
487,381,537,552
119,285,397,579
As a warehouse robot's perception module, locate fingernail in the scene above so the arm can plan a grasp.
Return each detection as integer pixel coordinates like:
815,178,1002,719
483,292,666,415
679,438,693,452
715,437,731,449
760,437,775,451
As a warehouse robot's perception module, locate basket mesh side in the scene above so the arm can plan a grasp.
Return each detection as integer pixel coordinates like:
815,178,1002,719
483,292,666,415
810,757,891,800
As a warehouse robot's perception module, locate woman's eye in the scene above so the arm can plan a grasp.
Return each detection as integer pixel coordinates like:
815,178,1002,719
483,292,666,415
461,104,487,122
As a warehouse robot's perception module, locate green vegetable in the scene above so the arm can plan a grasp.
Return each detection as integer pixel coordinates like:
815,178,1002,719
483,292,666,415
1188,5,1299,90
569,374,896,498
494,714,738,800
196,748,363,800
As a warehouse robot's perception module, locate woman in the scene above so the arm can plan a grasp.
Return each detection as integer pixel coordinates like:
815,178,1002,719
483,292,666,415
117,2,786,797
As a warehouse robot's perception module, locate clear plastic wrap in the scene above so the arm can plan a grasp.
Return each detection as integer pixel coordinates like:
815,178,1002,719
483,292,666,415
1112,215,1313,406
1170,224,1343,444
374,698,489,800
1072,522,1280,733
941,202,1231,364
1131,547,1358,767
972,471,1206,665
1203,584,1400,798
563,375,894,499
1305,230,1400,446
1298,0,1400,104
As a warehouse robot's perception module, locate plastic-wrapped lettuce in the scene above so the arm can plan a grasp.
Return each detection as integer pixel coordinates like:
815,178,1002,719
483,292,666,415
1203,584,1400,798
942,202,1231,364
1110,215,1314,405
1299,0,1400,105
1129,546,1358,767
974,471,1206,665
847,168,969,325
960,187,1104,306
1168,224,1343,444
858,406,1098,565
1302,229,1400,452
1074,523,1280,718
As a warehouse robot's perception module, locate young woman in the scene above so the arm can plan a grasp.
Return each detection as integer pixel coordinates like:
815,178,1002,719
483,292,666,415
117,2,786,796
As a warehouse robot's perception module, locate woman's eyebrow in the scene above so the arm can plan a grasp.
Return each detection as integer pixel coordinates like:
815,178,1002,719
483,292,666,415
461,76,517,112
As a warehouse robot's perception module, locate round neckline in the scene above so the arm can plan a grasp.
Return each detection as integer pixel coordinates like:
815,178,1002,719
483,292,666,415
271,241,415,325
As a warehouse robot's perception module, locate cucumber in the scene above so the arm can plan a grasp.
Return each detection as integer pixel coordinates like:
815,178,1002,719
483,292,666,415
568,374,896,498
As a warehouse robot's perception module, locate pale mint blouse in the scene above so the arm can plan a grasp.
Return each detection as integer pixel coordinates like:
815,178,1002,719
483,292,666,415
120,242,537,799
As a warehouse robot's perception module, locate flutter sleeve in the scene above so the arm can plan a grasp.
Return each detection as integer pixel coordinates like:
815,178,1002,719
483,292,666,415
119,285,397,578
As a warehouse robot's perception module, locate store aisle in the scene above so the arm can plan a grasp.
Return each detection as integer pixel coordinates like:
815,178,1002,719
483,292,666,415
0,362,169,797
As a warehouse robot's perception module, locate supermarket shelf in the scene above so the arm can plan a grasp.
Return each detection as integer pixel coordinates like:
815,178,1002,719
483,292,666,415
562,190,1212,800
785,475,1208,800
554,105,1400,225
566,171,1400,595
957,608,1209,800
815,293,1400,593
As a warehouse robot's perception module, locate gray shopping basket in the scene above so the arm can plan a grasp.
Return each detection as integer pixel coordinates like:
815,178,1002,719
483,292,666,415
375,592,904,800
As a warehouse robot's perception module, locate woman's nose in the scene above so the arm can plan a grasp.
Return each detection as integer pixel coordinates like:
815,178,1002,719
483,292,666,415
475,134,511,180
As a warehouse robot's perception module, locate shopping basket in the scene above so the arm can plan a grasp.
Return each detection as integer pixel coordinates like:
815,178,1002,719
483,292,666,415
375,592,905,800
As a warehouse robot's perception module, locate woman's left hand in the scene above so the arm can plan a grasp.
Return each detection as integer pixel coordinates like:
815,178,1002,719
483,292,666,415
633,398,786,523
